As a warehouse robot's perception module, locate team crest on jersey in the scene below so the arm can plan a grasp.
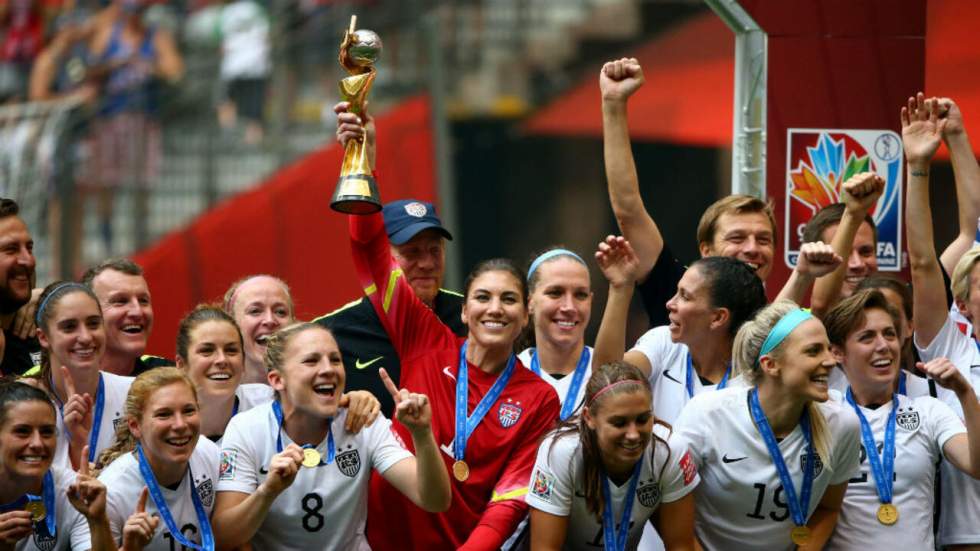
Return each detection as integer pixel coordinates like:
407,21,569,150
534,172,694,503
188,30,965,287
32,521,56,551
897,407,921,431
800,452,824,477
404,202,427,217
219,450,237,481
530,470,553,502
30,350,42,365
637,480,661,508
112,414,126,432
196,477,214,507
498,399,522,429
336,449,361,477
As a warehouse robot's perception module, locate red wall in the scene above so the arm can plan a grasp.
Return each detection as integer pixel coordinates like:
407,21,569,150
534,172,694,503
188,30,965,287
134,96,436,357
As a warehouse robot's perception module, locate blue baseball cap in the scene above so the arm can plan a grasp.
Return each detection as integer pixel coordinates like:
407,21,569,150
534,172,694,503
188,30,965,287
382,200,453,245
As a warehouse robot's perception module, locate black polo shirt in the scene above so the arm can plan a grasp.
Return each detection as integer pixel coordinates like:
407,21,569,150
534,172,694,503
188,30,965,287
0,332,42,376
133,354,174,376
315,288,466,415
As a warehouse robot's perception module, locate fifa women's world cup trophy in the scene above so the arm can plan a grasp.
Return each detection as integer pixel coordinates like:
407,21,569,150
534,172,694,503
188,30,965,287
331,15,384,214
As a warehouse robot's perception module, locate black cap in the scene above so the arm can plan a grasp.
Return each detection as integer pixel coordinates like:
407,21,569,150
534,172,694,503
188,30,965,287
382,200,453,245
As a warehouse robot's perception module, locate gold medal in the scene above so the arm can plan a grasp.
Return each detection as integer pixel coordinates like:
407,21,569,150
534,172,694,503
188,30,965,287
302,448,321,468
24,501,45,522
452,460,469,482
790,525,810,545
877,503,899,525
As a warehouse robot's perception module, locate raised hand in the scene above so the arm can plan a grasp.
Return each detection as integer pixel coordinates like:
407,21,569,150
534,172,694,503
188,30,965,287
121,487,159,551
795,241,843,278
379,368,431,435
599,58,644,103
67,445,108,519
61,366,94,440
840,172,885,214
902,92,947,165
259,444,302,498
938,97,965,138
338,390,380,434
595,235,642,288
917,358,971,396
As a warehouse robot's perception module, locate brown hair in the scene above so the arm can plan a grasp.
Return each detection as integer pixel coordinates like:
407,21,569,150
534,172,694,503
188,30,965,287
176,304,243,361
0,198,20,219
821,289,900,348
801,203,878,245
80,258,144,288
549,361,669,521
98,367,198,468
855,276,912,321
696,195,776,247
35,281,102,385
0,378,55,427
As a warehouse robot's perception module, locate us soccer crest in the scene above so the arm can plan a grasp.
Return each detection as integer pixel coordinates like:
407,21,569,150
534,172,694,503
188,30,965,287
498,399,522,429
336,449,361,477
800,452,824,477
637,480,661,508
196,477,214,507
785,129,904,270
32,521,56,551
897,407,921,431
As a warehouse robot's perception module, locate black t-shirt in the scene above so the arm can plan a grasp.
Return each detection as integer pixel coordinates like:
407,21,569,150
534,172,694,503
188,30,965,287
0,332,42,376
636,243,687,329
315,289,467,416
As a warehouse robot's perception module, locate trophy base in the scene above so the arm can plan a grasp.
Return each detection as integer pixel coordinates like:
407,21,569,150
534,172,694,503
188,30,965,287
331,174,382,214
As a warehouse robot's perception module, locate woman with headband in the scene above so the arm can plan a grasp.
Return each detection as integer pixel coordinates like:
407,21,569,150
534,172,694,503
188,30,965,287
345,201,560,549
593,236,767,423
820,290,980,548
33,281,133,471
212,322,450,550
526,362,698,550
0,380,114,551
97,367,218,551
671,300,861,549
519,248,594,420
222,275,294,385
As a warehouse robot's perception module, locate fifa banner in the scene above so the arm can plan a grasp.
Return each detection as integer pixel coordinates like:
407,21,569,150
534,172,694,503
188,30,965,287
785,129,904,271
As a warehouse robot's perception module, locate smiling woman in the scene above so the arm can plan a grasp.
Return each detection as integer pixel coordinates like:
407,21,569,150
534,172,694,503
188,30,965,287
222,275,295,385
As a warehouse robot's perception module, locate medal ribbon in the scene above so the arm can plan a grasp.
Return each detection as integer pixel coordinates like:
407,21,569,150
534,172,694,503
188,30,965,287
271,401,334,465
600,460,642,551
454,340,517,462
845,389,897,505
0,471,55,536
897,371,907,396
135,444,214,551
748,388,815,528
685,353,731,398
529,347,590,420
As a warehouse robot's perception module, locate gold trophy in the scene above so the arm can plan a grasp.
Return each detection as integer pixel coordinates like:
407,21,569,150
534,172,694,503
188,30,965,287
331,15,384,214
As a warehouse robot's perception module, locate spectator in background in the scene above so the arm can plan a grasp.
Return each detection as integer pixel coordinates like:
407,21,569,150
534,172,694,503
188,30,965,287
0,0,46,102
216,0,269,144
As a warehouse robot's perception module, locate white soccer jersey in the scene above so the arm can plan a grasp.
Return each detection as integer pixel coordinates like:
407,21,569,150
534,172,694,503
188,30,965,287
99,437,220,551
15,467,92,551
672,387,861,551
629,326,730,424
915,314,980,545
216,402,412,551
525,424,698,550
518,347,593,417
235,384,274,412
826,395,964,550
54,372,134,470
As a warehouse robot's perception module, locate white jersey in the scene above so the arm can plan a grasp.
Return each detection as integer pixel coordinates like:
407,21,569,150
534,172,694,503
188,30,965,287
517,347,593,418
672,387,861,551
630,326,733,423
216,402,412,551
525,424,698,550
54,372,133,470
235,383,274,412
827,365,954,404
915,314,980,545
827,395,964,550
99,438,220,551
15,467,92,551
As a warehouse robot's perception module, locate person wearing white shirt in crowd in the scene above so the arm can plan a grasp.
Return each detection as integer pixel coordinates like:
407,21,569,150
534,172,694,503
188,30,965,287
211,322,450,551
32,282,132,471
592,236,767,424
0,381,114,551
673,300,861,550
526,361,698,550
97,368,219,551
820,289,980,548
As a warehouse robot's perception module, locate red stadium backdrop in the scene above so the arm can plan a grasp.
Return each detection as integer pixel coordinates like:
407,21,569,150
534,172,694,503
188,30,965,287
133,96,436,357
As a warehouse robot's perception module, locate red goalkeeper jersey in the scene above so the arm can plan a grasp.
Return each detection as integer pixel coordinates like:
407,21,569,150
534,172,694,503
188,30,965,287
350,213,560,550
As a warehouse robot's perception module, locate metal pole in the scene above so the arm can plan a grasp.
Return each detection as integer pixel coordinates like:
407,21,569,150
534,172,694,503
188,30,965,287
703,0,766,199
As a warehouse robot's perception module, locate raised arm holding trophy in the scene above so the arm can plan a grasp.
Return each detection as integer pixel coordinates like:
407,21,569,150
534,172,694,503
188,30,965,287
331,15,384,214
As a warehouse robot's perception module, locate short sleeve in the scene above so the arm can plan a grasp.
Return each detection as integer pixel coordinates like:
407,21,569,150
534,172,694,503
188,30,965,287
367,416,413,475
830,409,862,485
98,464,130,543
925,398,967,459
216,415,259,494
659,434,699,503
670,396,707,469
524,434,575,517
629,327,669,382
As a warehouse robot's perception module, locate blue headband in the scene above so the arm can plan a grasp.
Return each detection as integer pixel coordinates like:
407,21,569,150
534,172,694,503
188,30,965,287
758,308,813,363
527,249,586,280
35,282,88,326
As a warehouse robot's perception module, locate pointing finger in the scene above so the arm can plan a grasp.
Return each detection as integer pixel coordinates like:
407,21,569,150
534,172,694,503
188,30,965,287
62,366,77,398
136,487,149,513
378,368,401,401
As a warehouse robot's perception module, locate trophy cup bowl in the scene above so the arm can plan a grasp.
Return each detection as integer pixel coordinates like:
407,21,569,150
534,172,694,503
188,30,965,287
347,30,382,69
